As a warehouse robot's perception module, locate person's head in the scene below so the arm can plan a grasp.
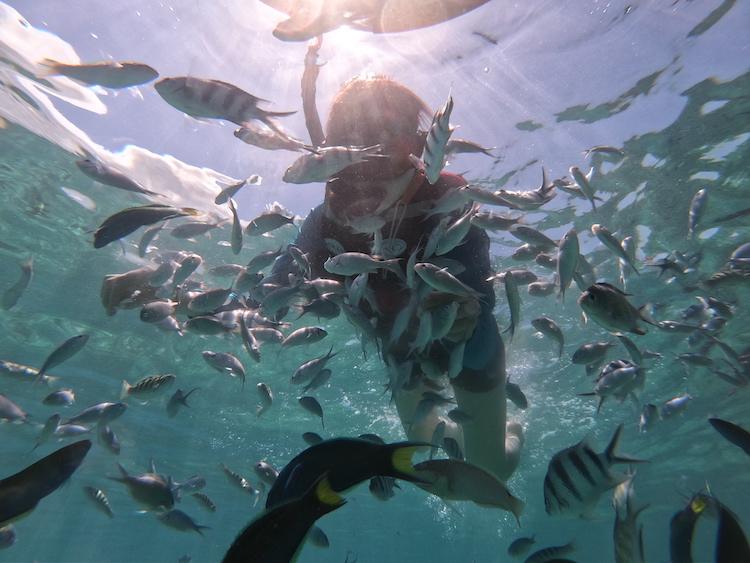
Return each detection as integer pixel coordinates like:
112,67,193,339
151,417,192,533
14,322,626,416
324,74,430,183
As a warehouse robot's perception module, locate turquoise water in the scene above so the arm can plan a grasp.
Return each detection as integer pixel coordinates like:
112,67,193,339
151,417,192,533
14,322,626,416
1,1,749,562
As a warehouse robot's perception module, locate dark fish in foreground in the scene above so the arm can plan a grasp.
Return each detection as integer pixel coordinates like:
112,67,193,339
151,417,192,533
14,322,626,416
222,473,345,563
708,418,750,456
1,256,33,310
155,76,295,133
544,424,647,518
670,491,715,563
0,440,91,527
716,501,750,563
76,159,162,197
93,204,200,248
36,334,89,383
266,438,427,509
39,59,158,88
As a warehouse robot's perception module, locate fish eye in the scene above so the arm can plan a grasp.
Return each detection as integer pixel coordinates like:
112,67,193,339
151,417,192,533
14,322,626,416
588,293,597,302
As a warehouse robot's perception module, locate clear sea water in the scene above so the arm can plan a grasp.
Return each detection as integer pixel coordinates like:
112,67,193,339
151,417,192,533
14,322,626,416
1,1,749,561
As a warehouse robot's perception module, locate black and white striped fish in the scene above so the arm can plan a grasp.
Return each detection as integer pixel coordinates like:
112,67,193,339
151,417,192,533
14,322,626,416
83,486,115,519
423,96,455,184
154,76,295,133
543,424,647,518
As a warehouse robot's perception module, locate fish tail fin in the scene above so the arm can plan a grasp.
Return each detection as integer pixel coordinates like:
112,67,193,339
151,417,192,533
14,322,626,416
312,474,346,510
37,58,61,77
387,442,431,484
120,380,131,399
605,424,649,465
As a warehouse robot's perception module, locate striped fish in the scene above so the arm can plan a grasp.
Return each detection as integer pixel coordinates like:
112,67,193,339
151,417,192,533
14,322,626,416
154,77,295,134
120,374,176,400
83,486,115,519
423,96,455,184
543,424,647,518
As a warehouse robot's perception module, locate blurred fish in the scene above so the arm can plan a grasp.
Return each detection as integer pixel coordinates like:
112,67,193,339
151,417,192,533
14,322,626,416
227,198,243,255
572,341,618,366
495,168,555,210
591,224,638,275
508,536,536,559
471,210,525,231
583,145,624,158
215,177,254,205
246,211,296,236
299,396,325,429
506,378,528,410
708,418,750,456
32,413,61,451
138,225,164,258
443,437,464,460
0,440,91,527
167,388,199,419
557,230,579,303
93,204,199,248
445,138,495,157
39,59,158,87
302,432,323,446
531,317,564,359
503,269,521,344
527,280,557,297
235,123,311,152
578,283,654,336
253,462,279,488
543,424,646,518
1,256,33,310
0,393,30,424
670,491,714,563
83,486,115,519
170,221,223,239
283,145,385,184
569,166,597,212
660,393,692,419
76,160,162,197
202,352,245,389
222,474,345,563
290,347,338,386
155,77,295,133
308,525,329,548
109,463,174,512
525,540,577,563
256,383,273,420
0,524,17,549
0,360,54,386
423,96,455,184
98,426,121,456
716,500,750,562
279,326,328,353
121,374,176,401
687,188,708,239
369,475,399,502
35,334,89,383
414,458,525,524
638,404,658,433
266,438,427,509
613,477,647,563
414,263,483,299
191,492,216,512
157,509,210,535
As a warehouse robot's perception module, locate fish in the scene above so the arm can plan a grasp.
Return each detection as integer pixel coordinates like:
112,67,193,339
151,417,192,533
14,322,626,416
222,473,345,563
202,352,245,390
170,221,224,239
543,424,647,518
414,263,484,299
527,280,557,298
75,160,162,197
35,334,89,383
583,145,624,158
253,462,280,488
82,486,115,519
503,270,521,344
219,463,258,497
1,256,33,310
508,536,536,558
495,168,556,210
0,524,17,549
0,440,91,527
172,254,202,286
413,459,525,525
591,224,639,275
156,509,210,535
368,475,399,502
660,393,692,419
569,166,598,212
246,210,296,237
669,491,714,563
109,463,175,512
283,145,385,184
0,360,54,386
214,177,255,205
708,418,750,456
506,378,528,410
470,210,525,231
191,492,216,512
32,413,61,451
687,188,708,238
638,404,658,433
99,426,121,455
93,204,200,248
62,402,128,427
578,283,654,335
155,77,295,133
524,540,577,563
299,396,325,429
39,59,158,87
234,123,311,152
613,477,647,563
302,432,324,446
290,347,338,386
279,326,328,353
256,383,274,420
716,500,750,562
301,368,332,394
423,96,455,184
557,230,579,303
188,287,234,313
531,317,564,359
166,388,198,419
324,251,402,277
445,138,495,157
571,341,617,365
510,225,558,252
138,225,164,258
266,438,427,509
120,374,176,401
42,388,75,407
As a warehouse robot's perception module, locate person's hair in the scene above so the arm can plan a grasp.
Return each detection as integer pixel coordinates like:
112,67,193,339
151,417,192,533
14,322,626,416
324,74,430,160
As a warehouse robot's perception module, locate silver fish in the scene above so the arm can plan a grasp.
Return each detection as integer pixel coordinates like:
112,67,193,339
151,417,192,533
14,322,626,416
36,334,89,383
660,393,692,419
613,477,647,563
33,413,61,451
578,283,653,335
157,509,209,535
283,145,385,184
255,382,273,420
99,426,121,456
109,463,174,512
188,287,233,312
253,462,279,487
42,388,75,407
638,404,658,433
245,211,295,236
0,393,29,423
572,341,617,365
503,270,521,343
76,160,161,197
414,263,483,299
324,251,401,277
290,347,338,386
234,123,310,152
543,424,647,518
591,224,639,275
531,317,564,359
40,59,158,88
228,198,243,255
423,96,455,184
1,256,33,311
506,378,528,410
279,326,328,352
202,352,245,390
191,492,216,512
557,229,579,303
687,188,708,239
569,166,598,212
369,475,399,502
507,535,536,558
63,402,128,427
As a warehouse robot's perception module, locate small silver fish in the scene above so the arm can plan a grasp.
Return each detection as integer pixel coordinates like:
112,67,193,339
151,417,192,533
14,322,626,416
256,383,273,420
76,160,162,197
423,96,455,184
531,317,564,359
42,388,75,407
202,352,245,390
1,256,33,311
578,283,653,336
299,396,324,429
40,60,158,88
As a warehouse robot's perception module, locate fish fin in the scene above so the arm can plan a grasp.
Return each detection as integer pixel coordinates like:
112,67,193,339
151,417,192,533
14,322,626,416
313,475,346,509
36,58,62,77
388,442,432,483
120,380,131,399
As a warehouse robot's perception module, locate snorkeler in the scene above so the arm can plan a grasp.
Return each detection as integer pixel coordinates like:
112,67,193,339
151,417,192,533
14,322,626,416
269,74,524,482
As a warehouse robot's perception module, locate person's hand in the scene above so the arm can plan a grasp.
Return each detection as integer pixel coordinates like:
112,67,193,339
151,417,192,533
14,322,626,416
421,291,481,343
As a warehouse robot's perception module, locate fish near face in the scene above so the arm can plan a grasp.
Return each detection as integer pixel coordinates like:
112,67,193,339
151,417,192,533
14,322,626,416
578,283,652,336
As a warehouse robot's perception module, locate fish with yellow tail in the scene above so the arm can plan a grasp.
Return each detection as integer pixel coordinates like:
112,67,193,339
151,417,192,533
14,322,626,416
0,440,91,527
578,283,656,336
222,473,345,563
266,438,429,509
412,459,525,525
